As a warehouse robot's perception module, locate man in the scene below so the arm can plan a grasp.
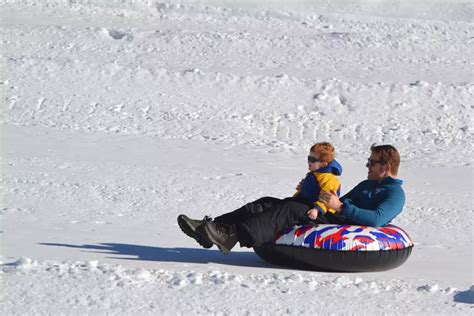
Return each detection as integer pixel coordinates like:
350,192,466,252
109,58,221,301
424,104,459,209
178,144,405,254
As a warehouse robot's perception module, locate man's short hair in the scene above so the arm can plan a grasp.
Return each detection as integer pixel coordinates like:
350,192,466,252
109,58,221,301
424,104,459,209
370,143,400,175
310,142,335,163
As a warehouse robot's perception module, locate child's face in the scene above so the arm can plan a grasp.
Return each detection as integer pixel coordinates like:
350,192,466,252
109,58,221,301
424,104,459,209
307,151,327,171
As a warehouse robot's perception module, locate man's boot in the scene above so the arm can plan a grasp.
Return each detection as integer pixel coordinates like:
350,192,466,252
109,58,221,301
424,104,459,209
177,214,213,249
200,221,238,254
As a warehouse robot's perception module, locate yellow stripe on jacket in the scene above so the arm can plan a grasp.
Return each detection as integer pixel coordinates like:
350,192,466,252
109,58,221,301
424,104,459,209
314,172,341,214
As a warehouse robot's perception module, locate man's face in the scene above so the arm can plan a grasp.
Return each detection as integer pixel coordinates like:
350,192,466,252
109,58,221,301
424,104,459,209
366,153,387,181
308,151,326,172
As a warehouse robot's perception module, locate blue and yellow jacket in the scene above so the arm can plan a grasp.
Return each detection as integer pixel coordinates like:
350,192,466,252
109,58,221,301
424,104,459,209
294,160,343,214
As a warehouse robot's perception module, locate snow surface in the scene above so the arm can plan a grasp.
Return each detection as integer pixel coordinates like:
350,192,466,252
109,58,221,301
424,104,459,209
1,0,473,314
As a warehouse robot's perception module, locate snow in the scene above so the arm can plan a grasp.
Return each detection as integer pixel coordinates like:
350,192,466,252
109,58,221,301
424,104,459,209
1,0,473,314
2,256,470,315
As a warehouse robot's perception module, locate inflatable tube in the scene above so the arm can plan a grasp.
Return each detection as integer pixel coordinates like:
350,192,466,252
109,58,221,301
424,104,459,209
253,224,413,272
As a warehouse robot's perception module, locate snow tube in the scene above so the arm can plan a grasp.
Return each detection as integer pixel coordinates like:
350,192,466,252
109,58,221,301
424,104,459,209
253,224,413,272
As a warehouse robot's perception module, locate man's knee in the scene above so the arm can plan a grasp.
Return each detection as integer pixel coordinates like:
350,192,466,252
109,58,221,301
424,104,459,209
251,196,282,212
253,196,279,204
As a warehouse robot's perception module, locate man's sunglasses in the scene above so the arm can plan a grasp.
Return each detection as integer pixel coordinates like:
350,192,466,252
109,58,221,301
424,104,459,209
367,158,385,167
307,156,321,163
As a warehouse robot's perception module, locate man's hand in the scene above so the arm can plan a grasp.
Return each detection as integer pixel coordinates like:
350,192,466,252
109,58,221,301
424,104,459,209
319,190,343,213
307,208,319,220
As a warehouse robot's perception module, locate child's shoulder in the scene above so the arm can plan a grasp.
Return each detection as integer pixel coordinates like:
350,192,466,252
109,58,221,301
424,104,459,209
314,172,340,184
314,171,338,178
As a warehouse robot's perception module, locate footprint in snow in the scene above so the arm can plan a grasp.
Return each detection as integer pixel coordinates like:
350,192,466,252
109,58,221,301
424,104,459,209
203,173,245,180
104,28,133,41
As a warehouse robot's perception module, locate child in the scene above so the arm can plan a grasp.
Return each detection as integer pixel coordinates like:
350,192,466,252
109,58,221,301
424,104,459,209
294,142,342,221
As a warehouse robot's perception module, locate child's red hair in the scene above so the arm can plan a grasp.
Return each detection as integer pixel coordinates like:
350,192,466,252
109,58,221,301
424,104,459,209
310,142,335,163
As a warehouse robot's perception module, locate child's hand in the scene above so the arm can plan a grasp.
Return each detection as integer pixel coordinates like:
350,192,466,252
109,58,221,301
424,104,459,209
307,208,319,220
296,179,304,191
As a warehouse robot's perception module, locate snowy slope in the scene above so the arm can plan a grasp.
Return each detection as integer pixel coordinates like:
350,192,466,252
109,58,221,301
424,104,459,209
1,0,473,314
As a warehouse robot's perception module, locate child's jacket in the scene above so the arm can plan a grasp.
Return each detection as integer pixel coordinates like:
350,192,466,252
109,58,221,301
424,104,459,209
294,160,343,214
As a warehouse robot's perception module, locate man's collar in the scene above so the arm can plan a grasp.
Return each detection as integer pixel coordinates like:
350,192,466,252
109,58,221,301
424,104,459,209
378,176,403,185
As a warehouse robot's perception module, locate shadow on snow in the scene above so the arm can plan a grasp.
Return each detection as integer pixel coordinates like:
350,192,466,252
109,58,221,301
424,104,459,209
38,242,275,269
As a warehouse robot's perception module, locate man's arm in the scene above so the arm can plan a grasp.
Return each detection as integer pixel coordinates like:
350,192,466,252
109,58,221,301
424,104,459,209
319,186,405,227
342,188,405,226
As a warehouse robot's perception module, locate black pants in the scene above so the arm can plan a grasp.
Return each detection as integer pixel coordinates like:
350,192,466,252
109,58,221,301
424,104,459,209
214,196,342,247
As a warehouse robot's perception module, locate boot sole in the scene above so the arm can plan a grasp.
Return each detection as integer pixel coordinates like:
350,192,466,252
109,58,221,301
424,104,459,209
177,215,213,249
202,223,231,255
